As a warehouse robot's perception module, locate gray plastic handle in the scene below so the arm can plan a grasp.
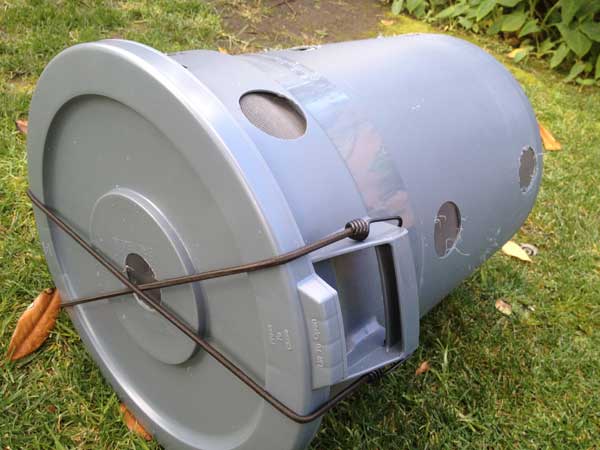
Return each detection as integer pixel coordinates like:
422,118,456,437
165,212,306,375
298,222,420,389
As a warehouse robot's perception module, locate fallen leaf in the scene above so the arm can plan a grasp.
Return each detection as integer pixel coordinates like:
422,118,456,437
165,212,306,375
507,47,528,61
218,47,229,54
15,119,28,135
7,288,61,361
380,19,394,26
415,360,430,375
501,241,532,262
539,122,561,151
507,48,519,58
495,298,512,316
120,404,152,441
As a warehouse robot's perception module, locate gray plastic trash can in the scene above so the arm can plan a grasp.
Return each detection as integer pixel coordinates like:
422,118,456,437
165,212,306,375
27,34,542,450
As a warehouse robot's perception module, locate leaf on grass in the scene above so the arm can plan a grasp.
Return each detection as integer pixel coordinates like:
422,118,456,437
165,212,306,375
507,47,529,62
7,288,61,361
415,360,430,375
501,241,532,262
120,404,152,441
495,299,513,316
539,122,561,151
380,19,394,26
15,119,28,135
506,48,522,58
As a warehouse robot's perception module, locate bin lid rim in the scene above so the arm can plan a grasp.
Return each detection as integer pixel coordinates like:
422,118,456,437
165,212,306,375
26,38,323,450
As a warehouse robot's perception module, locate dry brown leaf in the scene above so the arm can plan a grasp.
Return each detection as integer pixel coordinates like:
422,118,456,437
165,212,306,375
507,48,524,59
120,404,153,441
380,19,394,26
218,47,229,54
7,288,61,361
495,299,512,316
415,360,430,375
15,119,28,135
501,241,532,262
539,122,561,151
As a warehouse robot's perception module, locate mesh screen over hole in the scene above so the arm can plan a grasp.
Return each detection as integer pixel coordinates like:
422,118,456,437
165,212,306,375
434,201,461,257
240,91,307,140
519,147,537,192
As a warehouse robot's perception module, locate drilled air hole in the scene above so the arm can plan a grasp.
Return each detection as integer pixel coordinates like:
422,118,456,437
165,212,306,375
519,146,537,192
240,91,307,140
290,45,318,51
125,253,161,312
434,201,461,257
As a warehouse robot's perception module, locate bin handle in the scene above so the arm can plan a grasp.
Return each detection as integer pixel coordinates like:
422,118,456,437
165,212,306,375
308,221,420,382
28,188,408,424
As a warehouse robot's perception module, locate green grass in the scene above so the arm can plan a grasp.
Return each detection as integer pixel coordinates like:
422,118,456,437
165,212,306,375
1,2,599,449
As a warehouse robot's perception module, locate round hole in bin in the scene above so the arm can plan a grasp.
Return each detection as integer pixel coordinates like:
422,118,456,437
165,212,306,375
290,45,319,52
240,91,307,140
125,253,161,312
519,146,537,192
434,201,461,257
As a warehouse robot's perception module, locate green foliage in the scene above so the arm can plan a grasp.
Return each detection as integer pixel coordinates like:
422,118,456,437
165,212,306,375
390,0,600,84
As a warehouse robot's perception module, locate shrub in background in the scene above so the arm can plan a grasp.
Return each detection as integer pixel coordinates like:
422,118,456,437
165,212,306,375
389,0,600,84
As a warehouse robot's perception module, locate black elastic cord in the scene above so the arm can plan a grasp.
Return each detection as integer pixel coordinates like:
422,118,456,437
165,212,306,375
28,188,403,423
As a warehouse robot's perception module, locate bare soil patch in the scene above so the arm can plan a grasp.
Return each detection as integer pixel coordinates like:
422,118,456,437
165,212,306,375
212,0,387,52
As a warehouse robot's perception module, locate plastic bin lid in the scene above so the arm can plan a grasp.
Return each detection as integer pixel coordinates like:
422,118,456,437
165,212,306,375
27,39,324,449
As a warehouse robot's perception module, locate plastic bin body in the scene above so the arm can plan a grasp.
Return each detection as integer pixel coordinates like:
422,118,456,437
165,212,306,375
27,34,542,450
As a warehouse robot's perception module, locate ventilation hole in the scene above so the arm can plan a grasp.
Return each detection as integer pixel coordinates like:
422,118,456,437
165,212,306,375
290,45,319,51
434,201,461,257
240,91,307,139
519,146,537,192
125,253,161,311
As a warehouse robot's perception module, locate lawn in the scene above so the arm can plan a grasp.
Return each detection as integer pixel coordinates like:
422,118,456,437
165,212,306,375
1,1,599,449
